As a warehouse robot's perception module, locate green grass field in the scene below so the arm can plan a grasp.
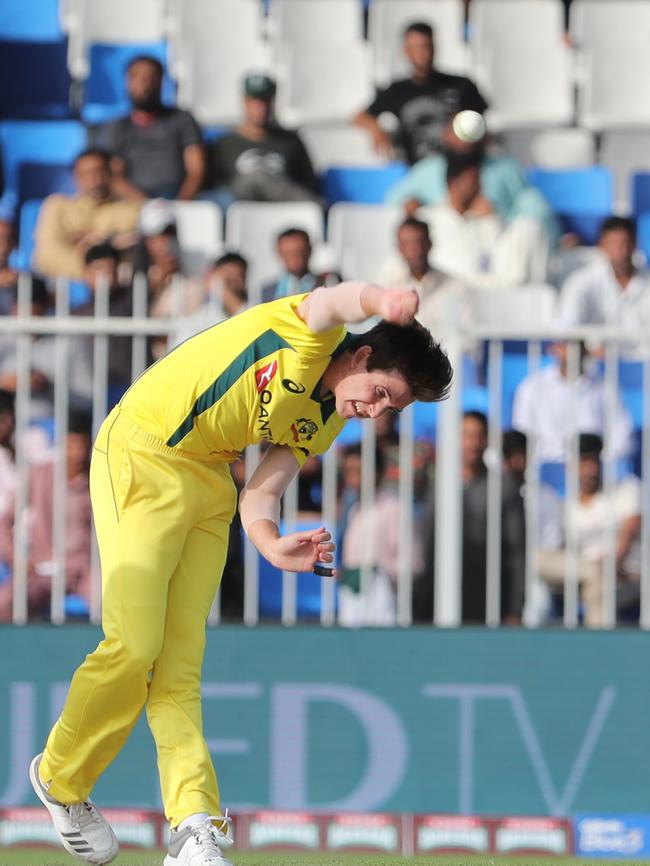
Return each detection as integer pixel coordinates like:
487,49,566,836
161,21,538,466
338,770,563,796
2,851,650,866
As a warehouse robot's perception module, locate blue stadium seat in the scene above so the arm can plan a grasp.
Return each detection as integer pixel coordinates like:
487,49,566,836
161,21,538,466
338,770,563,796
0,0,62,41
0,120,86,216
18,162,74,205
17,199,42,269
322,163,409,205
631,172,650,217
65,594,90,618
637,211,650,263
527,166,613,244
82,41,175,125
0,39,71,120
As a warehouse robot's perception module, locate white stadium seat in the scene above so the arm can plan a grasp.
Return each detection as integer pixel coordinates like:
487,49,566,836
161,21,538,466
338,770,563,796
327,202,403,283
299,123,386,172
469,285,558,327
368,0,468,85
570,0,650,48
528,128,595,169
275,43,373,127
173,201,223,276
267,0,364,52
225,201,324,295
600,130,650,212
548,246,602,290
66,0,166,78
470,0,566,59
577,46,650,130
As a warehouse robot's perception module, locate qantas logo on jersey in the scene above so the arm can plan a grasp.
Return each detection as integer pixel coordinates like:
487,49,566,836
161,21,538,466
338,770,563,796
255,360,278,393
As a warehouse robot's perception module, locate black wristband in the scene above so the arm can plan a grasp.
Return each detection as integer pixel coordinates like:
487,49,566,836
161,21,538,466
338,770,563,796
313,563,334,577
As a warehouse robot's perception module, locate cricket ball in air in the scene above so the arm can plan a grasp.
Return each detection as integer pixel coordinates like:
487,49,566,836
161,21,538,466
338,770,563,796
452,110,486,143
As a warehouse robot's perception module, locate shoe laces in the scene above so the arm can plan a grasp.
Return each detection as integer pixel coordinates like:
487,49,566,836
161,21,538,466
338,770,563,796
65,800,103,832
190,812,233,853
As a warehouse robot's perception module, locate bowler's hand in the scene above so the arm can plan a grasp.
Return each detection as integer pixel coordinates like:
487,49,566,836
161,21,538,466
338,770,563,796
378,288,419,326
269,526,336,574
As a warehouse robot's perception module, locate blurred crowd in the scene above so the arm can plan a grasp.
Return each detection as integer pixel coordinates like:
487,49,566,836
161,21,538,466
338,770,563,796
0,16,646,627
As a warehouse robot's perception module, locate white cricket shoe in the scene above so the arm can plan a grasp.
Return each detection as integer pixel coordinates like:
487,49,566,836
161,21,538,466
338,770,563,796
164,815,234,866
29,753,119,865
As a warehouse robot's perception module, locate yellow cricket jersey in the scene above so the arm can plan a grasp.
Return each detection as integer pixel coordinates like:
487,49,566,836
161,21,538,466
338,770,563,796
119,294,353,465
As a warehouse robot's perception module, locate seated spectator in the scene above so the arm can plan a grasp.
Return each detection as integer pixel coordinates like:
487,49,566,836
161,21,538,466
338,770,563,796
420,154,550,289
0,390,15,522
415,411,526,624
385,114,560,245
0,219,18,314
205,73,320,209
172,252,248,347
559,217,650,359
512,341,634,463
0,411,93,622
354,21,487,164
261,228,339,303
93,56,206,201
537,434,641,628
34,149,141,281
375,216,470,332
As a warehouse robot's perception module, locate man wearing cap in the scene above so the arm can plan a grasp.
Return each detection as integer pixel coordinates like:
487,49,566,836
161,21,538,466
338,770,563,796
204,73,320,208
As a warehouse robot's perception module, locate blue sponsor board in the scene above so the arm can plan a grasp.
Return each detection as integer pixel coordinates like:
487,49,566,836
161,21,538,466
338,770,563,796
575,815,650,858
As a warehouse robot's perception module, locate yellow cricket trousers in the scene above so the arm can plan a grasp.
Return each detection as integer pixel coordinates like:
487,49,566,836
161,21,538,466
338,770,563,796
39,407,237,827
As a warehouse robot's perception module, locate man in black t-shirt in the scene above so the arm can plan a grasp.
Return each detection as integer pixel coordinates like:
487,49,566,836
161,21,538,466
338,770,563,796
93,56,206,201
204,73,320,209
355,21,487,164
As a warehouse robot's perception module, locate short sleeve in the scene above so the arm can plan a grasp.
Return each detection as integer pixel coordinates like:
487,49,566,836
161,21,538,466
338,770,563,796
366,84,400,118
177,110,203,149
266,294,348,360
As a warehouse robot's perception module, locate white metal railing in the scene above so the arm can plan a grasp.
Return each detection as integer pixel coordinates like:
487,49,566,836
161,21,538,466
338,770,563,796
4,275,650,629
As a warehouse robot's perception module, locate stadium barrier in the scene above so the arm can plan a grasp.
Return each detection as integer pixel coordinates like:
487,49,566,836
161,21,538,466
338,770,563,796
4,275,650,628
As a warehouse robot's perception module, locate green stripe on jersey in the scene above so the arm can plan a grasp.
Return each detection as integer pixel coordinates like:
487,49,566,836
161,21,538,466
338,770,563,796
166,328,294,447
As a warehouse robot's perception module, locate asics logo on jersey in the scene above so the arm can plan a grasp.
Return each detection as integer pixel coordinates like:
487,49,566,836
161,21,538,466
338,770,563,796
255,360,278,393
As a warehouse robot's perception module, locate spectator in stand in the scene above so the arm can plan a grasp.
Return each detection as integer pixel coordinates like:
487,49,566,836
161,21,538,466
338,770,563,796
0,219,18,315
375,217,470,333
512,341,634,463
261,228,339,303
34,149,140,281
415,411,526,624
420,154,550,289
537,434,642,627
171,252,249,347
0,411,94,622
385,114,560,245
559,217,650,359
93,56,206,201
205,73,320,209
354,21,487,164
0,390,15,523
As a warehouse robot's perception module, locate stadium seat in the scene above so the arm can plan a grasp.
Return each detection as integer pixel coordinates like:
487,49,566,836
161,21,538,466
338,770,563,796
0,0,62,41
327,202,403,282
17,199,42,270
470,285,558,328
81,41,174,124
0,39,71,120
0,120,86,216
548,245,602,290
267,0,364,53
299,124,385,173
528,128,596,170
17,162,74,207
225,201,324,293
172,201,223,276
577,46,650,130
471,0,566,58
570,0,650,49
600,130,650,213
66,0,167,80
368,0,467,85
322,164,409,205
527,166,613,244
275,43,373,127
637,212,650,267
631,173,650,219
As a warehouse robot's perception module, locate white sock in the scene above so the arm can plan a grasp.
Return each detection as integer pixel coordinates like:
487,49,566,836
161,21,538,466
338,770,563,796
177,812,211,831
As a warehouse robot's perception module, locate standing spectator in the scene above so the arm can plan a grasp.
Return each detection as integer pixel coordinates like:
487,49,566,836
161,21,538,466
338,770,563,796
385,114,560,245
355,21,487,164
0,411,94,622
512,341,634,463
205,73,320,209
94,56,206,201
415,411,526,623
537,434,642,627
261,228,339,302
0,219,18,315
34,150,141,281
559,217,650,359
171,252,249,347
421,154,550,289
375,217,470,333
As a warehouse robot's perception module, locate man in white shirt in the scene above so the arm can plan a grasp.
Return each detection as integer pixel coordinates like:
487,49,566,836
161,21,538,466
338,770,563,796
375,216,470,332
512,342,634,463
420,153,550,290
559,216,650,359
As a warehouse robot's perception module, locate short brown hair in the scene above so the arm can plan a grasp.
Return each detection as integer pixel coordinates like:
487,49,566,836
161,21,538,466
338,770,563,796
351,320,453,403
